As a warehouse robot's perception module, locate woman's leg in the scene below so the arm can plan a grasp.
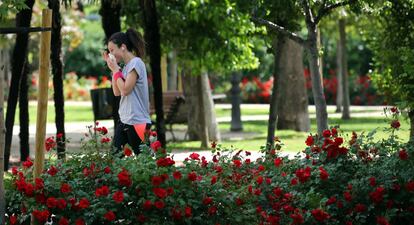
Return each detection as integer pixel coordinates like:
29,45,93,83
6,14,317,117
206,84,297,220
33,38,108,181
125,124,143,155
112,122,128,155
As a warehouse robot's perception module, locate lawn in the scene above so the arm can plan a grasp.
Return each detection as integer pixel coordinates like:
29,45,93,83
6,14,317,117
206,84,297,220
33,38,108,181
10,103,410,154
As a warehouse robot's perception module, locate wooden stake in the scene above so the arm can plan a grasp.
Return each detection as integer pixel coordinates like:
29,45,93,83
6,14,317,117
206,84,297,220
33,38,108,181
0,49,7,225
33,9,52,179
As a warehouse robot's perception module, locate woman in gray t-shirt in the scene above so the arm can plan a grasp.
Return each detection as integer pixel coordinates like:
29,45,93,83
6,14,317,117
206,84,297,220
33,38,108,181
104,28,151,155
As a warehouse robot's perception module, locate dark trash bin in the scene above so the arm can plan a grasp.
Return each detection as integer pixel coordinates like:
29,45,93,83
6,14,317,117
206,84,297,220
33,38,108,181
90,88,114,121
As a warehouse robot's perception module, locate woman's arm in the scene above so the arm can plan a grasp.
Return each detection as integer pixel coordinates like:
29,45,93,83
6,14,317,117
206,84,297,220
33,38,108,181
117,69,138,96
112,73,122,96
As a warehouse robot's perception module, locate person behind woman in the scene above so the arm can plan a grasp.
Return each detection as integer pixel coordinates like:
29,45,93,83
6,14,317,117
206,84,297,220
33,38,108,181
103,28,151,155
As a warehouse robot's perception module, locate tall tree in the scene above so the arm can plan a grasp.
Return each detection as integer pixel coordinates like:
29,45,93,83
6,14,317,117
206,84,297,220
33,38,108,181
4,0,35,170
99,0,122,129
48,0,66,158
277,37,310,132
139,0,166,147
338,18,350,119
366,0,414,140
253,0,359,134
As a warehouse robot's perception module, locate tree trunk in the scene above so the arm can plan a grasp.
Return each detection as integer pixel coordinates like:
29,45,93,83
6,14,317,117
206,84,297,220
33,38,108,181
99,0,121,42
201,72,220,141
339,19,350,119
277,37,310,132
336,39,343,113
99,0,121,129
182,70,199,141
267,36,282,146
4,0,35,170
306,26,328,134
197,75,209,148
140,0,166,147
0,49,7,225
409,110,414,143
19,61,30,162
48,0,66,159
168,50,178,90
230,72,243,132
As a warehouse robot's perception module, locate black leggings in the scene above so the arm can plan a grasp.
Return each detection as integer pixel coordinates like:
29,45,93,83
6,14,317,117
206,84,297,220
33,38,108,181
112,122,151,155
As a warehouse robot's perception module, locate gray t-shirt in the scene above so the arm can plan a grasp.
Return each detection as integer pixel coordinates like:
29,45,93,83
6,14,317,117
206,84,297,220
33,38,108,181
119,57,151,125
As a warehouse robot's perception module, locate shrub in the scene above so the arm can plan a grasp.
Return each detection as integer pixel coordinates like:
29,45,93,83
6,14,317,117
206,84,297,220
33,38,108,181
5,108,413,224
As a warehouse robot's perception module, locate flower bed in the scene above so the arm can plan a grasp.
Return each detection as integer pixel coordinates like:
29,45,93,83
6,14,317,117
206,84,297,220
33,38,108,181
5,110,413,225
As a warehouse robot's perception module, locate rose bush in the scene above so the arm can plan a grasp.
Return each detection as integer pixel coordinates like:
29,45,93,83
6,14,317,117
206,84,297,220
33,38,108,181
4,108,413,224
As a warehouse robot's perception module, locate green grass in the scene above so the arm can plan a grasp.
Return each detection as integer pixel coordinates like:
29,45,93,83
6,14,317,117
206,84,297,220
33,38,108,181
167,117,411,153
13,105,94,124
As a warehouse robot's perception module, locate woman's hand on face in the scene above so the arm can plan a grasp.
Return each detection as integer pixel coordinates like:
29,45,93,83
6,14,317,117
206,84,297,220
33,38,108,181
103,51,120,73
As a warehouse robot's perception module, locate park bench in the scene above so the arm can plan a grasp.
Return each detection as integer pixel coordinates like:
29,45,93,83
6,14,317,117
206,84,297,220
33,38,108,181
150,91,187,141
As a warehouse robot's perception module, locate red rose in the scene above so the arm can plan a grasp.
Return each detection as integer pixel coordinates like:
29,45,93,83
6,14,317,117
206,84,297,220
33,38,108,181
187,172,197,181
78,198,90,209
58,217,69,225
112,191,124,203
104,166,111,174
203,197,212,205
95,185,110,197
35,178,44,190
354,203,367,213
322,130,331,138
32,209,50,223
154,200,165,209
118,169,132,187
189,152,200,160
124,147,132,156
150,140,162,151
311,208,330,222
173,171,182,180
376,216,390,225
211,176,217,185
9,214,17,225
319,167,329,180
305,135,314,146
60,183,71,193
344,191,352,202
46,197,58,208
208,206,217,215
274,158,283,167
104,211,116,221
233,160,242,168
369,177,376,187
369,186,385,203
152,176,163,186
22,158,33,168
331,128,338,136
391,120,400,129
75,218,85,225
185,206,192,217
57,198,67,209
143,200,152,210
405,180,414,192
399,149,409,160
101,126,108,135
47,166,58,176
153,187,168,198
326,196,336,205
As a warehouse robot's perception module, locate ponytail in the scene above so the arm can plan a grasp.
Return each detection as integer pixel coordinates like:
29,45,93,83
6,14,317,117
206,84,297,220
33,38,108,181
126,28,145,58
108,28,146,58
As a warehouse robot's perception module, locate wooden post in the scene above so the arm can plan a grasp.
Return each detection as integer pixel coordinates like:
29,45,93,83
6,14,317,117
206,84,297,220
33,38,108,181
197,75,209,148
161,54,168,92
177,67,183,92
33,9,52,178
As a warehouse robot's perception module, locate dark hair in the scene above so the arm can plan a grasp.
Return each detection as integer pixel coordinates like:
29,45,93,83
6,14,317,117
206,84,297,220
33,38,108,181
108,28,145,58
